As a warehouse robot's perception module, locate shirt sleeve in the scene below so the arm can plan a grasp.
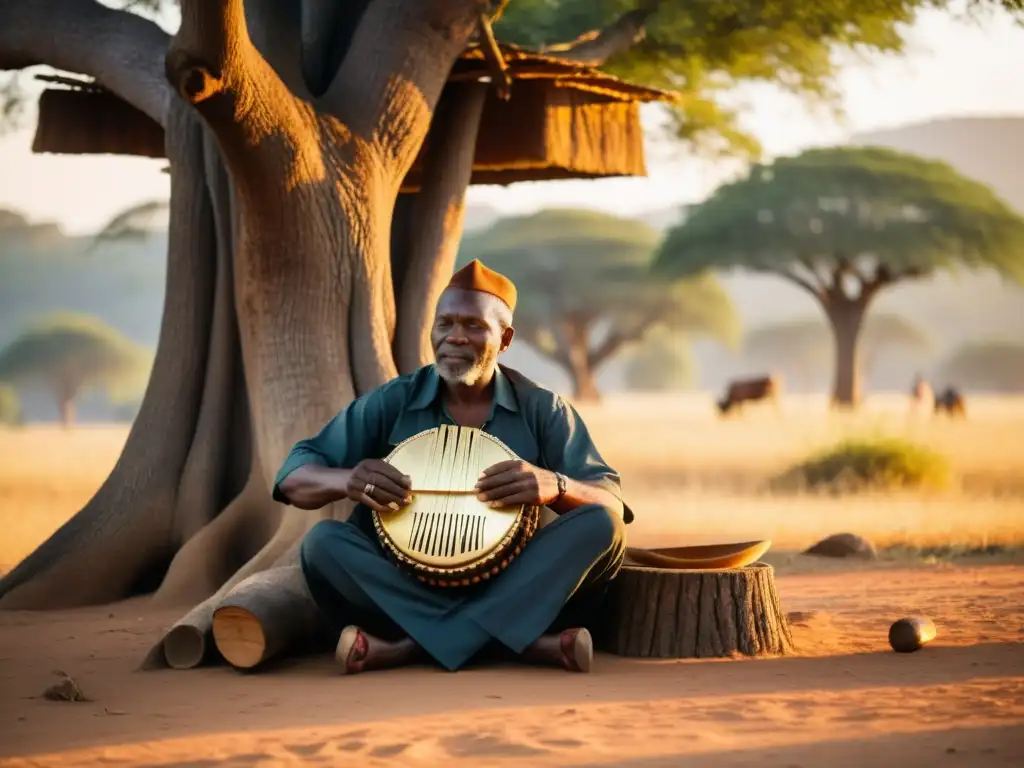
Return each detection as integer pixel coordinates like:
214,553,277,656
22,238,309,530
539,395,624,507
271,386,397,503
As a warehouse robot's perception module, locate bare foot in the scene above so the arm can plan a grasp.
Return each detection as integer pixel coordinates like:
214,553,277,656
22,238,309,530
521,627,593,673
335,625,422,674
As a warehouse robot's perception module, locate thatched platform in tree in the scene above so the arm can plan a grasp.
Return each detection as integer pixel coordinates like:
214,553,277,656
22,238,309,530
31,74,165,159
31,42,678,188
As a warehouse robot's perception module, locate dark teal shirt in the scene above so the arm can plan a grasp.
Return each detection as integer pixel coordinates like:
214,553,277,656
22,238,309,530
272,364,631,523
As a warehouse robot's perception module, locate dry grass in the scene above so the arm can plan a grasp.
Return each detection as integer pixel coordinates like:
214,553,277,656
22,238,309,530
1,392,1023,573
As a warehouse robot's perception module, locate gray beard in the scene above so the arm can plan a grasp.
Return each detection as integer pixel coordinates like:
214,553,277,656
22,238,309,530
437,354,495,387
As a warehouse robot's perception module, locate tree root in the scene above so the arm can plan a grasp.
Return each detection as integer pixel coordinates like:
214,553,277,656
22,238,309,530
151,476,277,608
212,565,328,670
141,509,320,670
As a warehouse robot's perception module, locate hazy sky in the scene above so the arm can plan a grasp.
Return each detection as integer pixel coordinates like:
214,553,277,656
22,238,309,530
1,7,1022,235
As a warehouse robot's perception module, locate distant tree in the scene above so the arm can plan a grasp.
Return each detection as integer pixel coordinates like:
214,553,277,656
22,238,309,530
91,200,170,250
937,340,1024,393
655,146,1024,407
0,314,152,427
457,209,739,401
744,312,934,391
495,0,1023,161
622,329,695,393
0,385,20,426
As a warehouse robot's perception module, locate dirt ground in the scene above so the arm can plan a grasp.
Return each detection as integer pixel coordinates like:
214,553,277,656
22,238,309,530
1,394,1022,765
1,563,1022,766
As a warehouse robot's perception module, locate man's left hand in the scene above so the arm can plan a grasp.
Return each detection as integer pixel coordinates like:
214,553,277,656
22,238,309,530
475,459,559,508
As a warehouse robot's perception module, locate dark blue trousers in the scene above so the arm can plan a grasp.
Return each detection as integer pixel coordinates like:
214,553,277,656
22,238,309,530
299,503,626,671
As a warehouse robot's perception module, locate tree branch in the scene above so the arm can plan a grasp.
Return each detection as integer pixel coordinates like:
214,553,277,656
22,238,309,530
166,0,316,186
540,5,657,67
756,265,825,302
323,0,488,178
516,320,569,368
588,320,650,369
0,0,172,126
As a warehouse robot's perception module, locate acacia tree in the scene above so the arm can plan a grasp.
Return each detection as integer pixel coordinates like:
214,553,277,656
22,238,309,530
0,1,1020,667
622,328,695,393
743,313,933,392
655,146,1024,407
457,208,737,400
0,313,151,427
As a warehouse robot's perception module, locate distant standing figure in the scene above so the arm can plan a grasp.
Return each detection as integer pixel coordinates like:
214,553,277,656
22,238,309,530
909,374,934,418
717,375,781,416
934,386,966,418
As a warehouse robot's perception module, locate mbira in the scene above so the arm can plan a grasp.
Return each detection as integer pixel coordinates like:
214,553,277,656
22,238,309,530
371,425,540,587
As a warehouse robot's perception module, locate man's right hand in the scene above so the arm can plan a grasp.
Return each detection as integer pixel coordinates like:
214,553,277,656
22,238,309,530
347,459,413,514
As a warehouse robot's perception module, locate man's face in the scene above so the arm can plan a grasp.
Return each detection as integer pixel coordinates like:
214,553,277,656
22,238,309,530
431,288,513,386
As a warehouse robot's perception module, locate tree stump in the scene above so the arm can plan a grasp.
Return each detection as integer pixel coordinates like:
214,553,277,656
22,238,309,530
210,565,329,670
598,563,794,658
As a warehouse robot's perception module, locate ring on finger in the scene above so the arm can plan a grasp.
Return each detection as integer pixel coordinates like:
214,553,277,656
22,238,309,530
364,482,375,497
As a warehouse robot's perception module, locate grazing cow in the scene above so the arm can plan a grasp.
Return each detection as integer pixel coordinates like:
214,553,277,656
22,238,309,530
934,386,966,418
717,375,781,416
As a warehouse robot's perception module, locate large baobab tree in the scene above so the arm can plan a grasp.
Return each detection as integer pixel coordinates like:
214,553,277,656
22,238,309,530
1,0,1021,671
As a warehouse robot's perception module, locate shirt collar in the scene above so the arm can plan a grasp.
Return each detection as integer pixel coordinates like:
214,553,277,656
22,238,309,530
408,364,519,413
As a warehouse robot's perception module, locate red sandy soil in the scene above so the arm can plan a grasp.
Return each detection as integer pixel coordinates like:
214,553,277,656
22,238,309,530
1,564,1022,767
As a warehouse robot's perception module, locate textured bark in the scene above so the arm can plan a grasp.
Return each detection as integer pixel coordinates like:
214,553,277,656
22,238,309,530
211,565,328,669
0,0,493,657
394,82,488,373
0,0,171,124
539,7,654,66
597,564,795,658
171,132,244,542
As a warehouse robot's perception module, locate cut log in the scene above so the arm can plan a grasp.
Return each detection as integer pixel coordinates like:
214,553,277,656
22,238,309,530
210,565,329,670
598,563,795,658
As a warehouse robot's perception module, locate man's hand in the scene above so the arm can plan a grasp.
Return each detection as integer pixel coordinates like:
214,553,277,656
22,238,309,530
347,459,413,514
475,459,559,508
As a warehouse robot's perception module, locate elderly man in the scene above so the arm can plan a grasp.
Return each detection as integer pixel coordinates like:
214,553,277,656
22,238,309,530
273,260,630,674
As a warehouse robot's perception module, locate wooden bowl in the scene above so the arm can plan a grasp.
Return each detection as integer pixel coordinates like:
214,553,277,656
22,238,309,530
625,540,772,571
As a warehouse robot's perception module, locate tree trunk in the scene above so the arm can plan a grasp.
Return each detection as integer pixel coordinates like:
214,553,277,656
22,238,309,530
597,564,795,658
393,81,488,374
559,318,602,402
826,299,866,408
56,386,75,429
211,565,329,670
0,0,492,671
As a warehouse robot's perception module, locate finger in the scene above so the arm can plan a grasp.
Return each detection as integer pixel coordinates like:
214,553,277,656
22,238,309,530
479,460,519,479
486,488,535,508
475,468,523,493
481,478,534,504
366,460,412,488
358,493,395,515
366,473,413,504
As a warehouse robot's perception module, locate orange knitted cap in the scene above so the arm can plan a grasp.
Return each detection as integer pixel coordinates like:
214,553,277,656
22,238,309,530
445,259,517,313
